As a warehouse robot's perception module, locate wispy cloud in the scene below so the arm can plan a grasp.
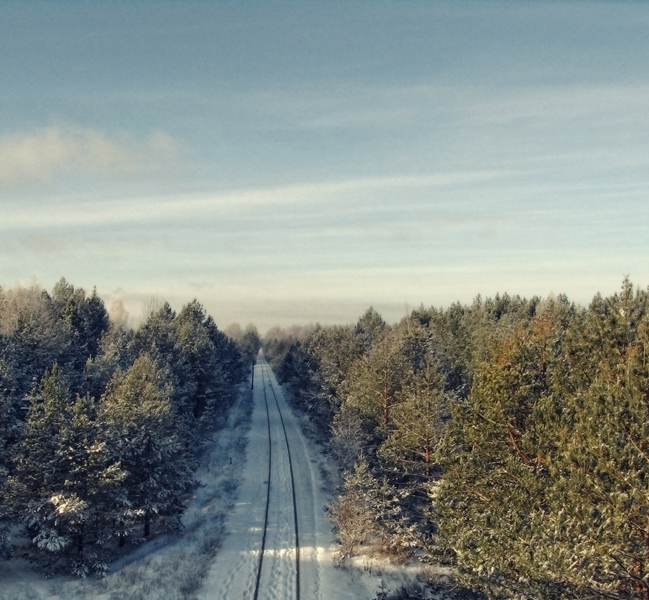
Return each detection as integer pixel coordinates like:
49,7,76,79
1,170,506,229
228,84,463,132
0,126,179,187
470,85,649,125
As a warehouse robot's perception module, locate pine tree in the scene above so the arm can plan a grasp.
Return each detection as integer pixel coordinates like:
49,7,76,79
435,313,566,598
434,282,649,599
378,360,449,478
355,307,387,352
99,356,193,541
344,329,407,431
51,279,110,361
0,339,20,558
530,280,649,599
175,300,223,421
327,458,415,561
11,366,122,576
84,324,133,400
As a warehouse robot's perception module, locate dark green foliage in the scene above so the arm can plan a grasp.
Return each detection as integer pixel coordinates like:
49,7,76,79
130,299,241,423
274,280,649,599
0,281,243,577
276,312,453,561
437,280,649,599
99,356,192,540
11,366,121,576
83,324,134,400
355,306,387,351
51,279,110,361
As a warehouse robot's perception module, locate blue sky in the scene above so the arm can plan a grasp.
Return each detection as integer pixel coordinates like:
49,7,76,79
1,1,648,331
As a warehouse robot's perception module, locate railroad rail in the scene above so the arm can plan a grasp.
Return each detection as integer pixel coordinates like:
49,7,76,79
252,360,301,600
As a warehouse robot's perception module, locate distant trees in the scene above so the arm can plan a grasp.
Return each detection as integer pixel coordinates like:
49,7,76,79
0,279,244,577
226,322,261,374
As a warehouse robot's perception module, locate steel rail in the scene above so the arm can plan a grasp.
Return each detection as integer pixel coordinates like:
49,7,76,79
252,365,273,600
265,365,301,600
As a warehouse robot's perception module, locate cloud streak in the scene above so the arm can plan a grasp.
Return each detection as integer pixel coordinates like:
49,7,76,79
0,126,179,187
0,170,506,230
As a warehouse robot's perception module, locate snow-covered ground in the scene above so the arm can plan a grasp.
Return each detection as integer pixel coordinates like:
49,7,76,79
0,354,436,600
197,354,408,600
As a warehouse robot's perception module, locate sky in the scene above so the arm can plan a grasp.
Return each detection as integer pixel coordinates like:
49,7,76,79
1,0,648,332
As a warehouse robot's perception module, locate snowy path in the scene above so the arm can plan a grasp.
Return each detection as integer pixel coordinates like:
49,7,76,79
197,354,319,600
195,352,426,600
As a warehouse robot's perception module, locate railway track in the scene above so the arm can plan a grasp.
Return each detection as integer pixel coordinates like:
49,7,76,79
252,359,301,600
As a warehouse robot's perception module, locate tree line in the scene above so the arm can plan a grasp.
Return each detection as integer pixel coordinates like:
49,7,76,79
265,279,649,600
0,279,245,577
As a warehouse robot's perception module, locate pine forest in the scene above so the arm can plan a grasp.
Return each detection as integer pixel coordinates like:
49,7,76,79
2,277,649,599
0,279,251,578
265,278,649,600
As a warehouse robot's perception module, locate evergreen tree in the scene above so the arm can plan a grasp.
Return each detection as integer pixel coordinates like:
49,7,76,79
11,366,122,576
356,307,387,352
51,278,110,361
327,457,415,561
4,287,70,399
434,282,649,599
344,329,407,430
175,300,224,421
435,313,566,598
238,324,261,370
378,359,449,478
99,356,193,541
531,281,649,599
83,324,133,400
0,340,20,559
130,302,195,416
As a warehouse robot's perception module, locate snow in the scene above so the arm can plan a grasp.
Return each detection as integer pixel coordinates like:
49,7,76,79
196,354,381,600
0,353,434,599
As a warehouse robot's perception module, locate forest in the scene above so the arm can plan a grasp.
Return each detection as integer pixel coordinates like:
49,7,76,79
0,279,250,578
3,276,649,600
265,278,649,600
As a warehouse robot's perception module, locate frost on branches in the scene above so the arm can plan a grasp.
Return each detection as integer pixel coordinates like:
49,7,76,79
0,280,244,577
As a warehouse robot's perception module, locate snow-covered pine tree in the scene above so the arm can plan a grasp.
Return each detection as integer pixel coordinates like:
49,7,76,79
0,338,20,559
531,280,649,599
435,311,567,598
327,457,416,561
83,323,134,400
435,281,649,599
344,329,407,431
378,359,449,478
355,307,388,353
50,278,110,364
175,300,224,422
99,356,193,541
11,365,122,576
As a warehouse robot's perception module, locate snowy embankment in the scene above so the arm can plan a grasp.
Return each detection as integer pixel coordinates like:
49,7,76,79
0,355,435,600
